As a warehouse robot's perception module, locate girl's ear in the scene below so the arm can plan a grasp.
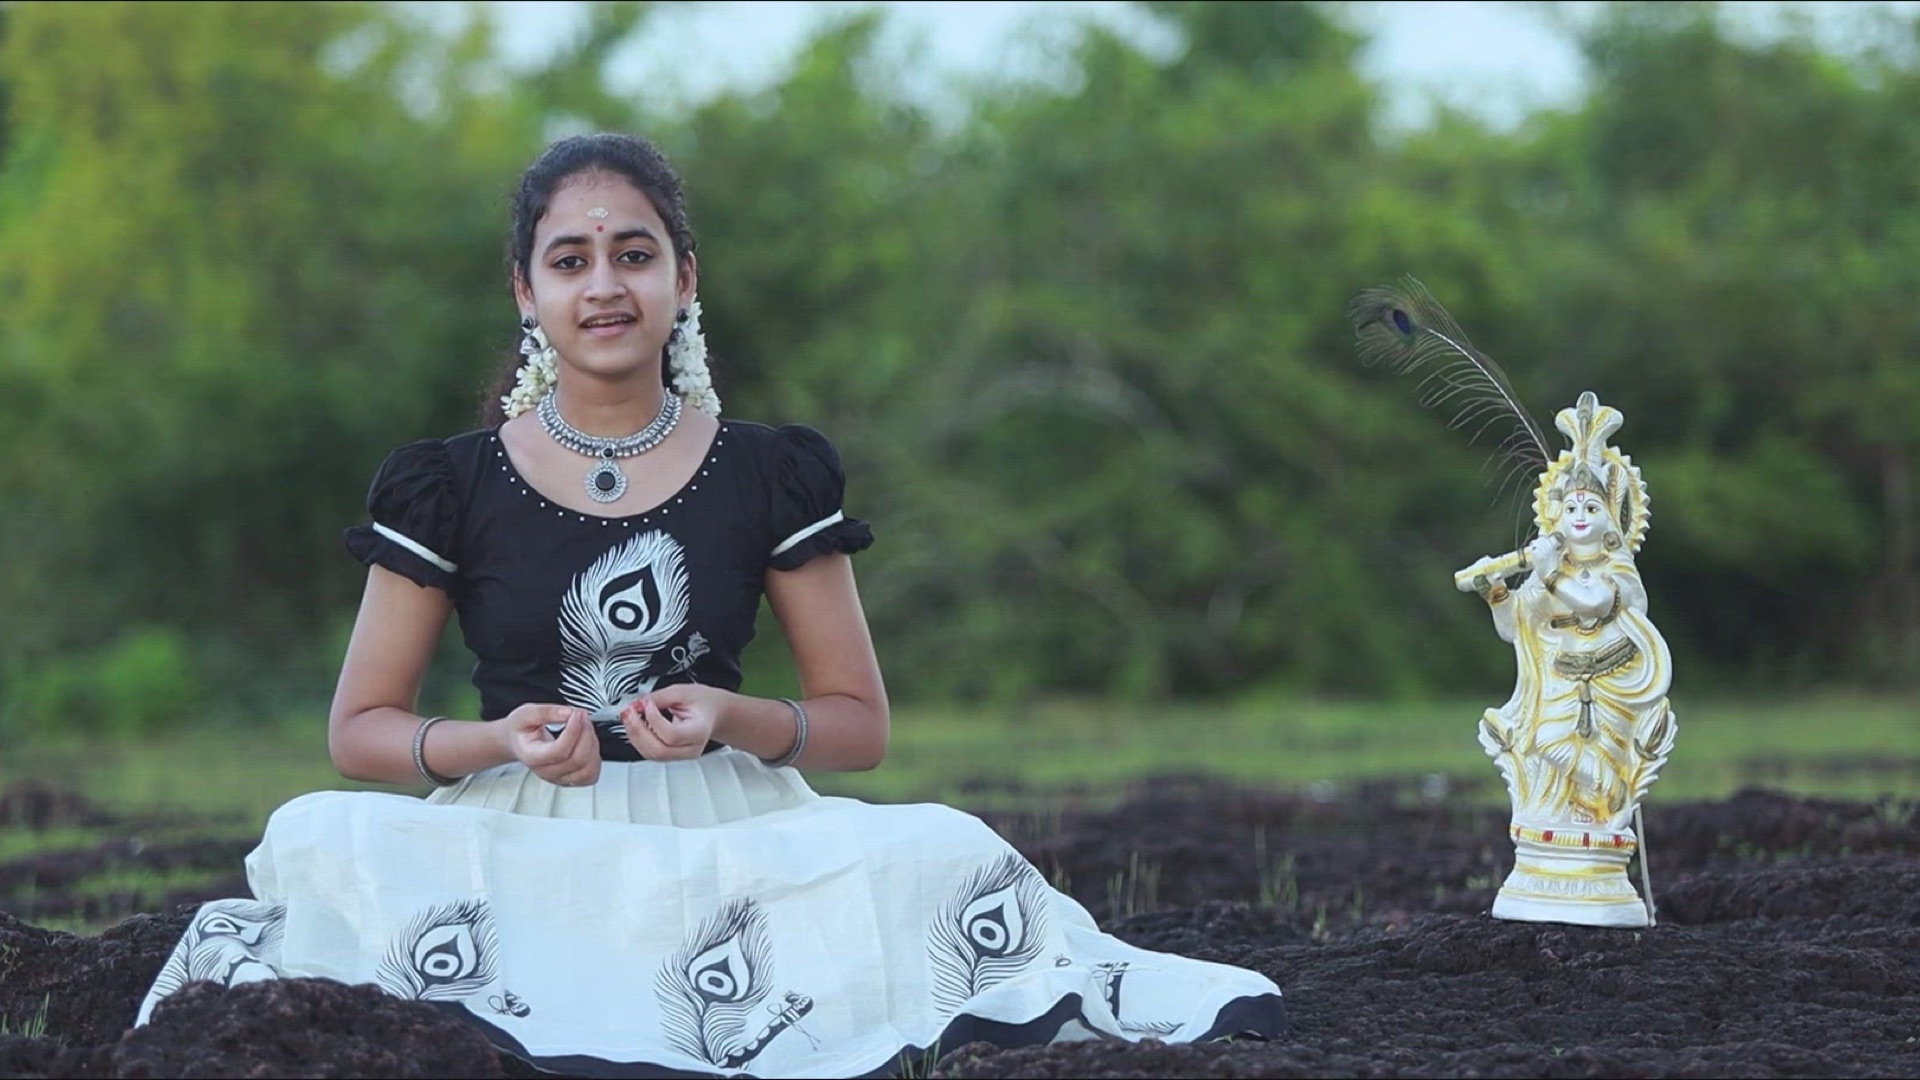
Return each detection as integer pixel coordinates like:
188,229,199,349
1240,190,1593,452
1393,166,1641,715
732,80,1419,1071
677,251,699,310
512,264,534,315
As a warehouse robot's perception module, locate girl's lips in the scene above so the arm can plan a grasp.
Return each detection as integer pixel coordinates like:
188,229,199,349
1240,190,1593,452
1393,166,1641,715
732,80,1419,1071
582,320,634,337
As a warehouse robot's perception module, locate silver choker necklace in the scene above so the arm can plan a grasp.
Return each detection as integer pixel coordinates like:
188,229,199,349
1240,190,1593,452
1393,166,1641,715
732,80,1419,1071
537,391,682,504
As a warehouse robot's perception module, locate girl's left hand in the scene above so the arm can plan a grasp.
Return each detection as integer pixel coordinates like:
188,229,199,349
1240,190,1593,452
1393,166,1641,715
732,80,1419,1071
621,684,728,761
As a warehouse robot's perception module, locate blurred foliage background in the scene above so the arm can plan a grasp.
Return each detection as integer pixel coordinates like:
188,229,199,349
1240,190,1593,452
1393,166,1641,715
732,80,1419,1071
0,0,1916,749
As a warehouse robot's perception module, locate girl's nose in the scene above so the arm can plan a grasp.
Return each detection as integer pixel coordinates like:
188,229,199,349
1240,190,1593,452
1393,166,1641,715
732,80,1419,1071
585,259,625,299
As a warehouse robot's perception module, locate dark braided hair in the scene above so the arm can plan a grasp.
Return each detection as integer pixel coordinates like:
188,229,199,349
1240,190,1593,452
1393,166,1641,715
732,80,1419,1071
480,133,699,426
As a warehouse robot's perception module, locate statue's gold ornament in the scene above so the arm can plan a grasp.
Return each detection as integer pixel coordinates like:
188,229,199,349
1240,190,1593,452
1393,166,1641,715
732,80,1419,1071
1348,278,1674,928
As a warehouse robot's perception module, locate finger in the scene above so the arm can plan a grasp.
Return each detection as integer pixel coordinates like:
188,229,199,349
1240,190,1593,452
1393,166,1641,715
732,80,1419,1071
644,683,686,707
551,766,592,788
558,710,591,750
645,698,698,749
568,721,604,769
625,691,664,726
528,711,585,765
538,706,578,739
622,711,668,760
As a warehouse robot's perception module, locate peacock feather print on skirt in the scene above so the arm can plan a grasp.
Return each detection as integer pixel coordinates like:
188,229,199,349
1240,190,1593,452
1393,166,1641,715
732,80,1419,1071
139,900,286,1023
1094,962,1182,1036
928,853,1050,1014
656,898,812,1069
559,530,691,712
376,898,502,1002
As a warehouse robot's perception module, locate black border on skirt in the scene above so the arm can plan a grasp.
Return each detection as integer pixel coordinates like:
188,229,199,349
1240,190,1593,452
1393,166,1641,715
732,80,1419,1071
439,989,1288,1078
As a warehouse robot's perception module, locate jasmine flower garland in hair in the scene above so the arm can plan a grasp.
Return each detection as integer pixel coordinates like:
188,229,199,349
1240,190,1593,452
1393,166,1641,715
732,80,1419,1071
503,321,560,420
668,299,722,417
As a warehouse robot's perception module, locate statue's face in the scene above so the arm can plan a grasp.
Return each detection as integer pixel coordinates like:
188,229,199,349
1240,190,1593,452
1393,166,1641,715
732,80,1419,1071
1561,491,1609,545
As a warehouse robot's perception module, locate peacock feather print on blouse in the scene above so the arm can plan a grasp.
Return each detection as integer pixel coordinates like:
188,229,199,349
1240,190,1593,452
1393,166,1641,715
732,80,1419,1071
559,530,692,713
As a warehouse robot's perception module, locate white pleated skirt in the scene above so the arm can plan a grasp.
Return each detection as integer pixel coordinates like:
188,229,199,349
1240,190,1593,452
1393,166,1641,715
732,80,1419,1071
136,751,1284,1078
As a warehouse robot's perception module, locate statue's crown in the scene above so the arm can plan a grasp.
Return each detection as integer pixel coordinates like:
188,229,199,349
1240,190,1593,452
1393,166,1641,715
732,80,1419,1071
1534,391,1652,550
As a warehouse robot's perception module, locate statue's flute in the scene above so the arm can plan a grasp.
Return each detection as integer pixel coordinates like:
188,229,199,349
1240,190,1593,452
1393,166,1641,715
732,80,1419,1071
1453,535,1561,594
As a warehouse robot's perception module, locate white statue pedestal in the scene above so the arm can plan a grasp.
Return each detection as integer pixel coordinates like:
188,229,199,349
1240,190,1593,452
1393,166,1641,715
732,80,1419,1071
1491,824,1649,928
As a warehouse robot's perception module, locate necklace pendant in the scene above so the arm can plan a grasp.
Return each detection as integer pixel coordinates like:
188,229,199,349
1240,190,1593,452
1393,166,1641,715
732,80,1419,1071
586,456,626,503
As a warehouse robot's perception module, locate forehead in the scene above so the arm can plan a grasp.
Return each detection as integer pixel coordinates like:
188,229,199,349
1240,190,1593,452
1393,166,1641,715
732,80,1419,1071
537,172,666,239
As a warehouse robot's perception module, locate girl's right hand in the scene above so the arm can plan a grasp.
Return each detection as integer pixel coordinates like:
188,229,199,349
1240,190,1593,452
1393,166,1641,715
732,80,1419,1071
500,703,602,788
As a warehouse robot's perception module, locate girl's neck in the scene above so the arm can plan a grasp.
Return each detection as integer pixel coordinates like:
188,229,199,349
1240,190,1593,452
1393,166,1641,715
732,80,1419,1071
554,377,668,438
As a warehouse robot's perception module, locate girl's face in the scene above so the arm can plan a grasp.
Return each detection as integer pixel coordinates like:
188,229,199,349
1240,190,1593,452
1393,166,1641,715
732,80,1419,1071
514,172,696,389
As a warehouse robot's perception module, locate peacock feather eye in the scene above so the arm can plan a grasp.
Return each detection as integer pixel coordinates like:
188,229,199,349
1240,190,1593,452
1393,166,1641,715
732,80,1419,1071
1391,308,1414,335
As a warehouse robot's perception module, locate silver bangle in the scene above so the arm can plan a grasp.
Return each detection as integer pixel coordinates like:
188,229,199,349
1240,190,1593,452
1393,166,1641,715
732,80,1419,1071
761,698,808,769
412,716,458,787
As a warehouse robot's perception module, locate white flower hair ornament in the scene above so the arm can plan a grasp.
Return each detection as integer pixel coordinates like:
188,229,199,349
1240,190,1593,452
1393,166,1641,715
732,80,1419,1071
501,301,721,420
502,316,561,420
667,299,722,417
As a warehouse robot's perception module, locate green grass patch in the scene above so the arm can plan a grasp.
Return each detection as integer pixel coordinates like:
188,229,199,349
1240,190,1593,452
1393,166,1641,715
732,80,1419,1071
6,864,233,936
1,722,406,832
0,993,50,1039
1,692,1913,827
812,691,1920,809
65,864,228,903
0,826,108,862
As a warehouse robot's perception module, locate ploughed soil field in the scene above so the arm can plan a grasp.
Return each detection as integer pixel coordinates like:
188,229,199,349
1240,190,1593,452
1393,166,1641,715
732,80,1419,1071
1,772,1916,1078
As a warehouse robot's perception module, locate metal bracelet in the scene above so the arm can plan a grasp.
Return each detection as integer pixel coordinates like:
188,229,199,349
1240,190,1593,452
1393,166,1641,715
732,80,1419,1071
412,715,459,787
761,698,808,769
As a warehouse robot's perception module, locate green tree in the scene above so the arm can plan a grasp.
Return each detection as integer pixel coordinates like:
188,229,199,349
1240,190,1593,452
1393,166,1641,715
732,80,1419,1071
1501,2,1920,683
0,1,554,706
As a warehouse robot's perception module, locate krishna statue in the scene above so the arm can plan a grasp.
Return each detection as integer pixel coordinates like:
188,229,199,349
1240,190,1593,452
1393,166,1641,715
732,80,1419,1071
1348,278,1676,928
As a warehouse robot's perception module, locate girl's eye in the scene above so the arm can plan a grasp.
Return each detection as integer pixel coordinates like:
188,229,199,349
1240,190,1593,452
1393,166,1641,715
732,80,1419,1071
551,250,650,270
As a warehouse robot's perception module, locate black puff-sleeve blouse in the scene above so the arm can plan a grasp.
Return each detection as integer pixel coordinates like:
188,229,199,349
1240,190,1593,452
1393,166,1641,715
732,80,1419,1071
342,420,873,760
766,424,876,571
342,438,465,595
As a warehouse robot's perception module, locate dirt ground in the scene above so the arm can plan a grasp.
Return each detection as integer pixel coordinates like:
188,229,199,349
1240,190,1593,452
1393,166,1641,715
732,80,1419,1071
1,772,1916,1078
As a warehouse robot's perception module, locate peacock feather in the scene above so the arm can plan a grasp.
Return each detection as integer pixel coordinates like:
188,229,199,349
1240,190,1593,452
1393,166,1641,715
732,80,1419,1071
1348,275,1552,538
